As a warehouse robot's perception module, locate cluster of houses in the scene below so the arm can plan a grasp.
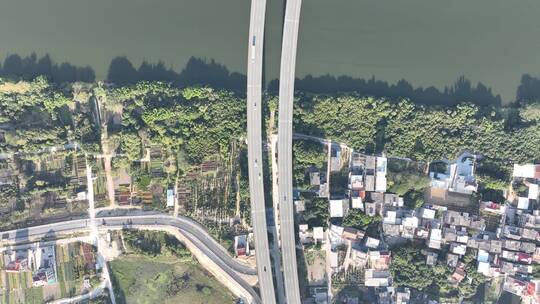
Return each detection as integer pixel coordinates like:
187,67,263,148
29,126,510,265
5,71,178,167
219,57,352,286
498,164,540,303
300,153,399,303
309,151,387,200
299,219,401,303
323,153,390,217
349,153,387,196
2,242,98,292
298,145,540,304
378,162,540,303
380,162,540,304
3,244,58,287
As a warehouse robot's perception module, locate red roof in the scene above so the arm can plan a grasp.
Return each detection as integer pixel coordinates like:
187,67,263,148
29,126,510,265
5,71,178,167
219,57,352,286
237,247,246,256
486,202,500,209
360,191,366,199
518,253,532,263
5,261,21,272
527,281,537,296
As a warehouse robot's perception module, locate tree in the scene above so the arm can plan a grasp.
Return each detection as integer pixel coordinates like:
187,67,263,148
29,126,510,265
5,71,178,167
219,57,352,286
388,171,430,196
294,140,326,167
293,139,326,188
342,209,379,230
391,244,486,302
119,132,142,161
390,245,435,290
2,54,23,77
296,95,540,180
303,198,329,228
122,229,191,260
403,190,425,209
0,184,18,206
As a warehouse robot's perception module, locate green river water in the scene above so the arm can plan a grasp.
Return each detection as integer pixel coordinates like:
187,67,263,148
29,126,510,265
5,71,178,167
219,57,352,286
1,0,540,102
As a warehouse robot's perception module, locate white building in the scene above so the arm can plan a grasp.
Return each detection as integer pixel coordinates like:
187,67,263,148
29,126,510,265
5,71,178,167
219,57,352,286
529,184,539,200
402,216,419,228
513,164,540,179
365,237,380,249
480,201,506,215
365,269,391,287
349,174,364,190
421,208,436,220
518,197,530,210
450,243,467,256
299,224,312,244
330,199,346,218
330,250,339,269
383,210,400,225
351,191,363,209
166,189,175,207
456,234,469,244
329,225,345,248
375,157,387,192
28,245,57,287
430,152,478,194
313,227,325,243
477,261,490,276
234,235,250,256
428,229,442,249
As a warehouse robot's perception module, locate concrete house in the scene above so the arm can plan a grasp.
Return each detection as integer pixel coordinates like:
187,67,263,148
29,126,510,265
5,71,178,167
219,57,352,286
375,157,387,193
330,199,347,218
365,269,391,287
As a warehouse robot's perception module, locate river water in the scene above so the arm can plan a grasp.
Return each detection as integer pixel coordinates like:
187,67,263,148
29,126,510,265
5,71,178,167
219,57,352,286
1,0,540,102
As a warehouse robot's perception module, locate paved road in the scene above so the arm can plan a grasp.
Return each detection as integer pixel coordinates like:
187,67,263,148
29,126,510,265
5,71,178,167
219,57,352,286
1,214,256,275
293,132,332,145
277,0,302,303
246,0,279,303
51,281,106,304
0,214,261,303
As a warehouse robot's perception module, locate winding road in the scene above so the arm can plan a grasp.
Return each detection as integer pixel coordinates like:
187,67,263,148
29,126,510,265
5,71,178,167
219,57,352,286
0,213,261,303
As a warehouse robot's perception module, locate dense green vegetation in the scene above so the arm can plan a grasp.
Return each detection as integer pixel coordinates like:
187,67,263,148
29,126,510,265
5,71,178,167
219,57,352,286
2,77,540,227
0,78,248,225
0,77,100,153
330,168,349,196
387,171,430,196
111,230,234,304
295,95,540,183
386,158,429,208
109,255,234,304
302,197,329,228
109,82,245,164
3,77,540,184
0,79,245,164
342,209,381,230
390,244,487,302
122,229,192,260
293,139,326,189
403,190,426,209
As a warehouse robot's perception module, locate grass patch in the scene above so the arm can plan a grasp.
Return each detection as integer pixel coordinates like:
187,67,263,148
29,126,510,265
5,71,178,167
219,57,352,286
19,272,29,289
23,286,43,304
56,262,67,298
305,249,325,266
109,254,235,304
